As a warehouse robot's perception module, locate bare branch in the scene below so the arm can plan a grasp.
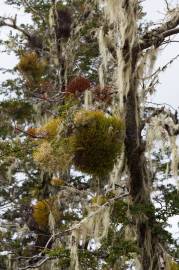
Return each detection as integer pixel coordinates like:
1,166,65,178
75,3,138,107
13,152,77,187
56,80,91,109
164,0,170,12
140,11,179,50
18,257,50,270
0,16,31,39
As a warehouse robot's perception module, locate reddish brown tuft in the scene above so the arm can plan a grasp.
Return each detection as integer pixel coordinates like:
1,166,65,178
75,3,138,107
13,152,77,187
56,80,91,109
27,127,37,137
92,85,113,105
66,76,91,96
39,81,54,94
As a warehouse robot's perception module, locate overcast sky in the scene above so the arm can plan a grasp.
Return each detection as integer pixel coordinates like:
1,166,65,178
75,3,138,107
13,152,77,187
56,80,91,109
0,0,178,236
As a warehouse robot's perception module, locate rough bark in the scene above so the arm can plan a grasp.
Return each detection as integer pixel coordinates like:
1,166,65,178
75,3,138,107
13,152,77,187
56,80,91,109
124,45,163,270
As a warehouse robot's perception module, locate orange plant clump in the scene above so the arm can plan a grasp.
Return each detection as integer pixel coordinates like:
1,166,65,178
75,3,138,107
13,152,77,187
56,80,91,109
92,85,113,105
39,80,55,94
27,127,37,137
32,198,60,230
50,177,65,187
66,76,91,96
32,199,51,230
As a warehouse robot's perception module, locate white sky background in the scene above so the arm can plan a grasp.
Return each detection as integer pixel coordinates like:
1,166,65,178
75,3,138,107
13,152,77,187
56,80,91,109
143,0,179,109
0,0,178,236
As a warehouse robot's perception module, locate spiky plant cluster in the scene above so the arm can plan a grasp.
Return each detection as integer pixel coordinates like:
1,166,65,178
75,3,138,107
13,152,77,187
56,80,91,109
50,177,65,187
39,80,54,94
92,195,107,206
169,261,179,270
72,110,124,176
36,117,61,139
17,51,47,83
27,127,37,137
32,109,124,177
32,198,60,230
92,85,113,105
66,76,91,96
33,137,73,172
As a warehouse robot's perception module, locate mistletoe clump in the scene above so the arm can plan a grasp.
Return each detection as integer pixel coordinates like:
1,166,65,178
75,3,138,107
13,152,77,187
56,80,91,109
92,85,113,105
66,76,91,96
17,51,47,83
32,109,124,176
33,137,73,172
72,110,124,176
92,195,107,206
32,115,74,172
50,177,65,187
35,117,61,139
32,198,60,230
56,6,72,39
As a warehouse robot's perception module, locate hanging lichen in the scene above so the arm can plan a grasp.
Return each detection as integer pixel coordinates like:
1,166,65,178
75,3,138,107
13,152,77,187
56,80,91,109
146,114,179,181
84,90,93,110
98,0,139,114
98,27,108,71
70,230,80,270
170,136,179,179
69,205,111,270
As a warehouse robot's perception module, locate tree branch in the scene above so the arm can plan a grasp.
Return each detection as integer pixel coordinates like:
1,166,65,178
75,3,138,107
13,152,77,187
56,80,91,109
140,11,179,50
0,16,31,39
18,257,50,270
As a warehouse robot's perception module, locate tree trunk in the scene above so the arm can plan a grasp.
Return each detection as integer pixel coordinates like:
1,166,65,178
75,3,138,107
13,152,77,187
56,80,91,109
125,50,162,270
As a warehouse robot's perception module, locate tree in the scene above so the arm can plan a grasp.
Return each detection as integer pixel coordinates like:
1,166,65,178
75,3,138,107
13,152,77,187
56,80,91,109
0,0,179,269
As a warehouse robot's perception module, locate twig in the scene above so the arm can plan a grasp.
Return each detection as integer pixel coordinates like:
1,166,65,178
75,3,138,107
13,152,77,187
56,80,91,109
18,257,50,270
0,16,31,39
22,0,46,24
14,126,45,139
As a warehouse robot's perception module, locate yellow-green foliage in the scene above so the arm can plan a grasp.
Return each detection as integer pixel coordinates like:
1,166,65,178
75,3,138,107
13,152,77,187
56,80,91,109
170,261,179,270
92,195,107,206
32,111,124,176
50,177,65,186
36,117,61,139
33,138,73,172
27,127,38,137
33,198,60,230
72,110,124,176
33,141,54,168
33,117,72,172
17,51,47,82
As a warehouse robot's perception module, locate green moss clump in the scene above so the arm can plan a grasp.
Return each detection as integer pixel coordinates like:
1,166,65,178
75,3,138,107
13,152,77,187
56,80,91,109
33,197,60,230
33,137,73,173
32,110,124,176
17,51,47,83
72,110,124,176
92,195,107,206
169,261,179,270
